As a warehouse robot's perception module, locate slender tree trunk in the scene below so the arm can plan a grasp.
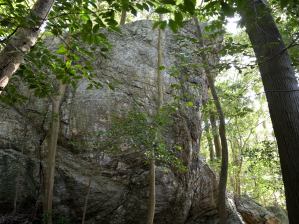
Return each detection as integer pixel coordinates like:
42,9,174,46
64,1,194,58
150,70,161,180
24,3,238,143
235,165,241,196
147,158,156,224
193,17,229,224
120,9,127,25
147,17,163,224
230,140,237,195
235,163,242,197
208,77,229,224
156,25,163,110
0,0,54,92
204,118,215,161
231,139,242,196
82,177,92,224
234,153,242,197
209,112,222,159
44,81,66,224
238,1,299,222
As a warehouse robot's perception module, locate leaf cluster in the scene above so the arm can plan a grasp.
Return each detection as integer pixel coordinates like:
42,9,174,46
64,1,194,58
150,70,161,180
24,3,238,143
97,105,186,170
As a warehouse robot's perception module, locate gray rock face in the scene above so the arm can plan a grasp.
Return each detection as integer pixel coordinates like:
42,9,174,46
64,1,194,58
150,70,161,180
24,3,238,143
234,196,281,224
267,206,289,224
0,20,277,224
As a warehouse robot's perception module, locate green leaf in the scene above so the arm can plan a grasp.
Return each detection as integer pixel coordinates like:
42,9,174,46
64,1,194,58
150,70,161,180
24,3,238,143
56,45,67,54
136,3,144,10
153,20,167,30
280,0,288,8
93,24,100,33
204,1,219,10
169,19,178,32
185,101,194,107
220,1,234,17
85,19,93,31
183,0,195,14
161,0,177,5
142,3,150,11
159,65,166,70
160,21,167,29
155,7,172,14
129,5,138,16
65,60,72,69
174,11,183,26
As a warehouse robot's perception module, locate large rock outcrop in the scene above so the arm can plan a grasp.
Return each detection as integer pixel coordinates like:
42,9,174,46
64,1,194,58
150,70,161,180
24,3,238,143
0,20,279,224
234,196,281,224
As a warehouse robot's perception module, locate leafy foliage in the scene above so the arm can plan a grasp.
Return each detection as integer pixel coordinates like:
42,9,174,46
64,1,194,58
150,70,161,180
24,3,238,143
98,105,186,170
242,140,284,205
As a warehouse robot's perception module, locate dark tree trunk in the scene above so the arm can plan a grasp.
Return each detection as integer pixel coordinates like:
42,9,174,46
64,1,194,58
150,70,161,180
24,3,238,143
239,1,299,222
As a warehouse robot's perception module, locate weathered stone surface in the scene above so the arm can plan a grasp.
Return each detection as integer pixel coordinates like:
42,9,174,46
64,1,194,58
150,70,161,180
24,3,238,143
235,196,281,224
0,20,278,224
267,206,289,224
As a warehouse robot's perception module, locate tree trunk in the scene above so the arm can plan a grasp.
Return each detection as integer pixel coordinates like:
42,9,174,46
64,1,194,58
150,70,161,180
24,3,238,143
193,17,229,224
0,0,54,92
208,76,229,224
147,158,156,224
238,1,299,222
231,139,242,196
147,17,163,224
120,9,127,25
210,112,222,159
235,165,241,196
156,16,163,110
204,118,215,161
82,177,92,224
44,81,66,224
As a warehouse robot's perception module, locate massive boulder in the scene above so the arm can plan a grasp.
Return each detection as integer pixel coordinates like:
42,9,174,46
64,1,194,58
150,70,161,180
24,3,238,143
0,20,278,224
234,196,281,224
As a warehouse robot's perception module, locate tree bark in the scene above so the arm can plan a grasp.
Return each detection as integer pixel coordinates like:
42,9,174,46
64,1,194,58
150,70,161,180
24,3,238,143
147,17,163,224
208,76,229,224
44,81,66,224
235,165,241,196
147,158,156,224
238,1,299,223
156,23,163,110
0,0,54,92
120,9,127,25
209,111,222,159
193,17,229,224
230,139,242,196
